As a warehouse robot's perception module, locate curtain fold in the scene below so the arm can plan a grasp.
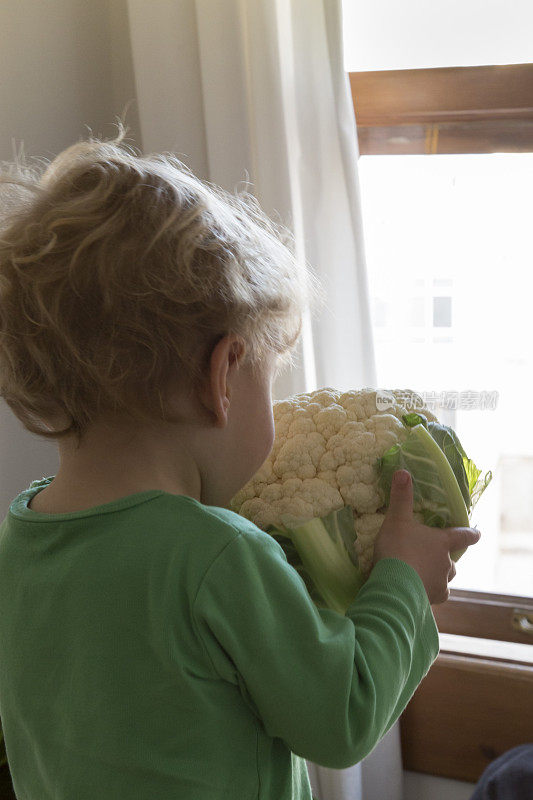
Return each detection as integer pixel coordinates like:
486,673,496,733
127,1,402,797
194,0,378,399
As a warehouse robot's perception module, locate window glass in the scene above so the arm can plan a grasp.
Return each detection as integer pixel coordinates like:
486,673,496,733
359,153,533,597
433,297,452,328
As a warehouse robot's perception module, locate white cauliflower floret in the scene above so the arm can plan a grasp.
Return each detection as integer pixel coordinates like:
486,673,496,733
238,477,343,531
273,432,326,480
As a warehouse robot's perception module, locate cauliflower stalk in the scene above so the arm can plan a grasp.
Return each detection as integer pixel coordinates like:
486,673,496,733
230,388,491,615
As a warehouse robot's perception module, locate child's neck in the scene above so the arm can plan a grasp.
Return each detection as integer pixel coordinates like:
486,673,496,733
29,474,199,514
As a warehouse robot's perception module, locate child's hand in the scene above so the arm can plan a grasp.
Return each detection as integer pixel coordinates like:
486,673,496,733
373,469,481,605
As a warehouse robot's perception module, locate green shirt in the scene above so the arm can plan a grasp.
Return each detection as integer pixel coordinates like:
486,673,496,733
0,476,439,799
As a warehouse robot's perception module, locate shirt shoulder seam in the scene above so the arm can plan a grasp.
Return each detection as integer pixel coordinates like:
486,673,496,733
190,526,247,680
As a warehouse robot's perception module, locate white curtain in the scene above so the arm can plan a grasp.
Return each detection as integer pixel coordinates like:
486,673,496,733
127,1,402,798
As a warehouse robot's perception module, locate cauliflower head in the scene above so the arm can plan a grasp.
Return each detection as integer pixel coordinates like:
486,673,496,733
231,387,439,576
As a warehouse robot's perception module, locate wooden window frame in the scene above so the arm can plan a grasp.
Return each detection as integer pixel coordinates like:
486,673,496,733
434,588,533,645
349,62,533,783
349,63,533,154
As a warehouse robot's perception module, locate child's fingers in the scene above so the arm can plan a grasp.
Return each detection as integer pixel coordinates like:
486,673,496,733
386,470,413,521
446,527,481,553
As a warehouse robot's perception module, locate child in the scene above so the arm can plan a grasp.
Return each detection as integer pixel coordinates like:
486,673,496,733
0,125,480,799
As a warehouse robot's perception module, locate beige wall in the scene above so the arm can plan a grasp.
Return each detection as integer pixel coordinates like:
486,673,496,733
0,0,142,164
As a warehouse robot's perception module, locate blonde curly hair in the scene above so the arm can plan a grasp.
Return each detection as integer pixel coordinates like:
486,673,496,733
0,123,322,448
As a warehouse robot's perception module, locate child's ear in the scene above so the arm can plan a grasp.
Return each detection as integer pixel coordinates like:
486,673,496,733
200,335,245,427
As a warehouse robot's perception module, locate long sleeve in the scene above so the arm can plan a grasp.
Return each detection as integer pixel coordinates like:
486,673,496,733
192,524,439,770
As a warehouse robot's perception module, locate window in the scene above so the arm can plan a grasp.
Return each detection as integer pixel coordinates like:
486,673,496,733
432,297,451,328
343,0,533,782
355,132,533,603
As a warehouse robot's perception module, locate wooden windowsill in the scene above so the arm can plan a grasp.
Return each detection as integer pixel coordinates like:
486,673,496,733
401,643,533,782
439,633,533,667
